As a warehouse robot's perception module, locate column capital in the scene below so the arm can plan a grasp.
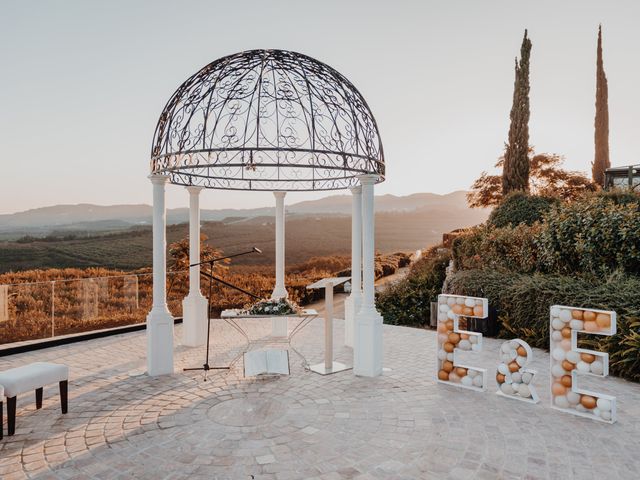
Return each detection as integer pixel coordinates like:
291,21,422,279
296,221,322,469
185,185,204,195
349,185,362,195
357,174,379,185
148,173,170,185
273,191,287,199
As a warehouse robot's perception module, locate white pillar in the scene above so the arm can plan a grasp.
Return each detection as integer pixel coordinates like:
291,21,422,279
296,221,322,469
344,185,362,347
271,191,288,336
146,174,174,376
182,186,208,347
354,174,383,377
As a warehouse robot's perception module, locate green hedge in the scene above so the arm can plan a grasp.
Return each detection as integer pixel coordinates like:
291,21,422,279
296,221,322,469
445,268,640,382
376,247,450,327
488,192,558,228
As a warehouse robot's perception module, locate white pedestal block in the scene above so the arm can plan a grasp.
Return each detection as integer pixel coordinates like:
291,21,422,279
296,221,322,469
353,307,383,377
182,293,208,347
146,307,175,376
344,294,361,348
271,317,288,337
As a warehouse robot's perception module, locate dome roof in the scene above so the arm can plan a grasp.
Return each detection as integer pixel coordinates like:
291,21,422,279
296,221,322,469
151,49,384,191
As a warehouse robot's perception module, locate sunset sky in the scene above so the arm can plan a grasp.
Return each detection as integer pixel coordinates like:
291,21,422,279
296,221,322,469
2,0,639,214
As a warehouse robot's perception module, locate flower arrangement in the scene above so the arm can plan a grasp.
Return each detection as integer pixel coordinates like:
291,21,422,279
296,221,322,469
243,297,300,316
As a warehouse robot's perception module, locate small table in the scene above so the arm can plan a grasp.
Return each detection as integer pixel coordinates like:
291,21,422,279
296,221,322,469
220,309,318,373
306,277,352,375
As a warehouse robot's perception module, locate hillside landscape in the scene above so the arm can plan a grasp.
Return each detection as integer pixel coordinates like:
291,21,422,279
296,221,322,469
0,191,489,273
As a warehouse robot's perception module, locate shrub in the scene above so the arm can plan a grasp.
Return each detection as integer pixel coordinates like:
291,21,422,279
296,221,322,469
488,192,558,228
452,223,544,274
376,247,451,327
445,268,640,382
537,196,640,275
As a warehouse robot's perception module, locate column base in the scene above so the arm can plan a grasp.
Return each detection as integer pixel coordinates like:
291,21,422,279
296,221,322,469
353,306,383,377
146,306,175,376
344,294,361,348
182,293,208,347
270,287,289,300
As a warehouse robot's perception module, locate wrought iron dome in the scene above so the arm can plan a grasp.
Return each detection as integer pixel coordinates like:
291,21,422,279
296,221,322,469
151,49,385,191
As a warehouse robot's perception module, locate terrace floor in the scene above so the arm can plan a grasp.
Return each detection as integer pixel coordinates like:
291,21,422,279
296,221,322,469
1,294,639,480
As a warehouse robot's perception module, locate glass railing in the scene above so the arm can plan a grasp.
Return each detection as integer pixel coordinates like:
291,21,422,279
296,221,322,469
0,271,190,346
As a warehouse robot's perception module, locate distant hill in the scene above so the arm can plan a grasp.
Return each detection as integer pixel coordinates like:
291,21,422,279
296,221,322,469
0,191,486,238
0,191,490,273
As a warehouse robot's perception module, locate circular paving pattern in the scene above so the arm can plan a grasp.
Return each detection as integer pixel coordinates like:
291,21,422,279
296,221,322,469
207,397,287,427
1,313,640,480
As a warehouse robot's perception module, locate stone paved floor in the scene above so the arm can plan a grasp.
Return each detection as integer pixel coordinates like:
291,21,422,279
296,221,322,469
1,295,639,480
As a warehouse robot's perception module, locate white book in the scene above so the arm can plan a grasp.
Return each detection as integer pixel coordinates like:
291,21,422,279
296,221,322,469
244,349,290,377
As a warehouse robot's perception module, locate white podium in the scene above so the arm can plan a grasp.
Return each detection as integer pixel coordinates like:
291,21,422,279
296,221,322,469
306,277,352,375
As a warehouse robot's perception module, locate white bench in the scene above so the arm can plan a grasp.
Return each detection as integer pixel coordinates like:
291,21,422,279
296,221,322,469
0,362,68,436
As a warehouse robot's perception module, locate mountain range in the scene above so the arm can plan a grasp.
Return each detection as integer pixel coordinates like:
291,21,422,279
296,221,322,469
0,191,483,235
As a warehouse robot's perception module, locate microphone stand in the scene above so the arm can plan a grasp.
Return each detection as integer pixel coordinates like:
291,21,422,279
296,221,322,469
183,248,262,380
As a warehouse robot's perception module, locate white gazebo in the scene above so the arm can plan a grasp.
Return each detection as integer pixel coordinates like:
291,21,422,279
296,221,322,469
146,49,386,377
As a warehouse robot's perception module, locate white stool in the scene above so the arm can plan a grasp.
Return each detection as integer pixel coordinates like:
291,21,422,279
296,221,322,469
0,362,68,436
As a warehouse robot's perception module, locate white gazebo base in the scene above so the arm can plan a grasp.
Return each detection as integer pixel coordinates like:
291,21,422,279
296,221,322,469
181,294,208,347
353,308,384,377
146,307,175,376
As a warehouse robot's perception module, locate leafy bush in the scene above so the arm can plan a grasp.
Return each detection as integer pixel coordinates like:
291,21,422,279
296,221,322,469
376,247,451,327
488,192,558,228
537,196,640,275
445,268,640,382
452,223,544,274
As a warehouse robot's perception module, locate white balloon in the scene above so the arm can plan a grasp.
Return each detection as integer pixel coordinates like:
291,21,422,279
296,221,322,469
498,363,510,375
461,375,473,387
597,398,612,411
467,369,478,378
469,335,478,344
500,383,514,395
447,310,455,320
590,361,604,375
458,340,472,351
471,344,480,352
516,356,527,367
439,304,449,312
518,384,531,398
566,351,580,364
569,320,584,330
472,375,484,387
567,392,581,405
446,353,454,361
447,297,456,307
552,348,566,362
551,331,563,342
437,350,447,360
521,372,533,384
456,297,465,305
577,361,591,373
552,318,565,331
559,309,572,322
554,395,570,409
601,410,612,421
551,365,566,378
551,307,561,318
501,343,511,353
511,372,522,383
593,408,600,416
465,298,475,307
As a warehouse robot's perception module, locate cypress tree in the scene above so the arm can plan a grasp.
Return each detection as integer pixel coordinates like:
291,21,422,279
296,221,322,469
502,30,532,195
592,25,610,186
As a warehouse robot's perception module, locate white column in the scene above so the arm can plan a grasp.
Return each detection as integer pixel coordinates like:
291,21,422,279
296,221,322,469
146,174,174,376
271,191,288,336
354,174,383,377
344,185,362,347
182,186,208,347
